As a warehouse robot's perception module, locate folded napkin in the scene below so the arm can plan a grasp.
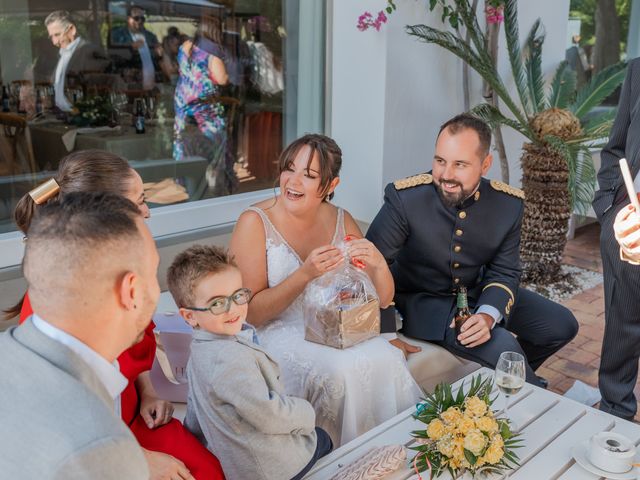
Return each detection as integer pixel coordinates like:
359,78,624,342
330,445,407,480
61,125,120,151
144,178,189,204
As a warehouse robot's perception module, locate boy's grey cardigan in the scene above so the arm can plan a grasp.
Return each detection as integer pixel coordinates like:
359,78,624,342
184,326,318,480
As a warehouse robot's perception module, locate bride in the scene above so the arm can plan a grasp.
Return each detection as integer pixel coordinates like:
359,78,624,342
229,134,421,446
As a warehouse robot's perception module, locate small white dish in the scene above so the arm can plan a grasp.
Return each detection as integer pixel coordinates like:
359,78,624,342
572,440,638,480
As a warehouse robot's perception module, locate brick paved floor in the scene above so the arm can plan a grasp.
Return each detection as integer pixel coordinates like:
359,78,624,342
539,222,640,418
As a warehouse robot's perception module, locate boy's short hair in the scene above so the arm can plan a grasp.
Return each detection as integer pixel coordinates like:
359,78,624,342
167,244,237,308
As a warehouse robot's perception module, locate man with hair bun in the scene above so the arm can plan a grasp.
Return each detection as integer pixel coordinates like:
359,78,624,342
0,192,157,479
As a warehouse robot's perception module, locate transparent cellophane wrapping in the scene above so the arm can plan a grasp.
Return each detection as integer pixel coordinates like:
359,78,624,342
303,255,380,349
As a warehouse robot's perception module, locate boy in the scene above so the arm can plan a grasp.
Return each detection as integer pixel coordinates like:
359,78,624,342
167,245,332,480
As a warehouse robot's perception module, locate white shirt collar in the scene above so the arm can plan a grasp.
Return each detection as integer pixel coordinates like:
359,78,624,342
59,36,82,57
31,314,127,401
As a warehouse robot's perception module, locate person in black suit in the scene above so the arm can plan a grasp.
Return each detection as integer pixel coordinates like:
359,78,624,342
110,5,162,91
44,10,110,112
366,114,578,387
593,58,640,420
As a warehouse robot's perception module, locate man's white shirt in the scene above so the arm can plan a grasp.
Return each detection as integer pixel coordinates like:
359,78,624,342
130,31,155,90
54,36,82,112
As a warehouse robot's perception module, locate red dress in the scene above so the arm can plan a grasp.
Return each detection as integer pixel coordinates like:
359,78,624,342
20,293,225,480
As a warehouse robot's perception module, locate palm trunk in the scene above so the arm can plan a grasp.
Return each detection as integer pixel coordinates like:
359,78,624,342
519,143,571,284
483,15,510,183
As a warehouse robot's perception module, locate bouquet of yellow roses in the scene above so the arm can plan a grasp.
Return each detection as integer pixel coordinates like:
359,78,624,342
411,375,522,478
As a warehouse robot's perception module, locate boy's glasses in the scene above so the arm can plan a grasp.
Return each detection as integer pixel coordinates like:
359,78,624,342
132,15,146,22
184,288,252,315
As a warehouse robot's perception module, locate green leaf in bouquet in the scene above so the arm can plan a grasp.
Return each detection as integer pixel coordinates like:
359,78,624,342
464,448,478,466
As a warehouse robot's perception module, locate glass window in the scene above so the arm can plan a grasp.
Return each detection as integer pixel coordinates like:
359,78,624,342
0,0,324,235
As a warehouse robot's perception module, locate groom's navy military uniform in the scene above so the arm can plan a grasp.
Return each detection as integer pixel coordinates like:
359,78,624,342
366,173,578,386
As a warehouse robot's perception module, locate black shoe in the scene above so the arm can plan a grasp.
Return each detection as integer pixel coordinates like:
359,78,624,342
536,376,549,389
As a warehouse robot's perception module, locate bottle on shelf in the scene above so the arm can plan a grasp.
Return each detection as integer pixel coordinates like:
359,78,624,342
1,85,9,112
135,98,145,134
454,286,472,344
35,88,43,115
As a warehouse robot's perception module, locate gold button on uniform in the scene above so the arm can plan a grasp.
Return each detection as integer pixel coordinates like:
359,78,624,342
453,263,460,269
458,211,467,219
454,278,460,284
455,229,463,236
454,245,461,253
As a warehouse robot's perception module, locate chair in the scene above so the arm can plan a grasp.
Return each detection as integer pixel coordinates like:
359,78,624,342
0,113,37,176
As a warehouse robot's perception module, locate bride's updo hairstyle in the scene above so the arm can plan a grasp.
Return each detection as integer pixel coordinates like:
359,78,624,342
277,134,342,201
6,150,135,320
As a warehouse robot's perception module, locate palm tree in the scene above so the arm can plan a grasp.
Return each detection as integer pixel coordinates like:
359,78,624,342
406,0,626,284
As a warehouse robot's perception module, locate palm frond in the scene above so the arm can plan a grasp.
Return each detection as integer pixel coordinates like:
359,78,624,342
523,19,546,113
451,0,490,63
570,63,627,120
581,109,617,138
503,0,532,115
548,61,577,109
470,103,534,140
407,24,482,70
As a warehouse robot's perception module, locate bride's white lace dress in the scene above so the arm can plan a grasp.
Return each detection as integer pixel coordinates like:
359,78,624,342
248,206,421,446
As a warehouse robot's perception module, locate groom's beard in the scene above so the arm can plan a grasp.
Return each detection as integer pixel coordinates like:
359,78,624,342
435,179,474,208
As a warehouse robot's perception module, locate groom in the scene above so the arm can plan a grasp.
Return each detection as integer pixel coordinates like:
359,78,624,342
366,114,578,386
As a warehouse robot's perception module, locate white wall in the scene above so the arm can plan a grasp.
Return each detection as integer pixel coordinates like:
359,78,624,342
330,0,570,222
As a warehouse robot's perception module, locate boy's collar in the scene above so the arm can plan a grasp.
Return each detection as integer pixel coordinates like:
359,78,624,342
192,322,259,344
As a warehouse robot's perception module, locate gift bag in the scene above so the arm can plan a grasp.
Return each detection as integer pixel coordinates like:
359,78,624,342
149,310,193,403
303,250,380,349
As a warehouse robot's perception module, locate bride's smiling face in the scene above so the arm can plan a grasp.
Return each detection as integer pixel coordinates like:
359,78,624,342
280,145,337,212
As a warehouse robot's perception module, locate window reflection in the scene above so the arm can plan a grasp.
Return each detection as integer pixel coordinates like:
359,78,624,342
0,1,297,234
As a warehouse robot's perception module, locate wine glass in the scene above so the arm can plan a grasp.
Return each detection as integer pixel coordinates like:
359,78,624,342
495,351,525,432
145,96,157,120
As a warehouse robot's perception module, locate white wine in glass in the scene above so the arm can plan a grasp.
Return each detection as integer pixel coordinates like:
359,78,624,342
495,351,526,430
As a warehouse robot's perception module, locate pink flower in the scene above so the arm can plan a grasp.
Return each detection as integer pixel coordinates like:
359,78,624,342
357,9,388,31
485,5,504,24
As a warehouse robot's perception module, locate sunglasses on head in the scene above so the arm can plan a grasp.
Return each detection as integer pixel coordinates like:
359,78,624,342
132,15,145,22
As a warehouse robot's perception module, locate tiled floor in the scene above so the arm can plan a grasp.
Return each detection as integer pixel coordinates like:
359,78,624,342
539,222,640,419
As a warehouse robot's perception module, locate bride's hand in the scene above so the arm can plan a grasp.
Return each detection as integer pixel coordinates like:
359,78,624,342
345,236,386,270
300,245,344,280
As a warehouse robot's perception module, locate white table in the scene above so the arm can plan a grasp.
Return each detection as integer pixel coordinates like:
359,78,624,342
304,367,640,479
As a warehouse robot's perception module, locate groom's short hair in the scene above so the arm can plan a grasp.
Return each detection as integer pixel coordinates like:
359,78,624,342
438,114,492,158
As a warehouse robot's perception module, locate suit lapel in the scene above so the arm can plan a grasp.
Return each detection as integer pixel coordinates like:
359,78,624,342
13,319,113,408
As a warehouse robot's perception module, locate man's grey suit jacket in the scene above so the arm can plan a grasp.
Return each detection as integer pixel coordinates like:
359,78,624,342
0,318,148,480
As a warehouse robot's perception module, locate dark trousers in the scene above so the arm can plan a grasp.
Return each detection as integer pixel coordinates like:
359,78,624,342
434,288,578,387
599,203,640,420
291,427,333,480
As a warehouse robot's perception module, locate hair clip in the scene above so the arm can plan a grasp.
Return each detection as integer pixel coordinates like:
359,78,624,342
28,178,60,205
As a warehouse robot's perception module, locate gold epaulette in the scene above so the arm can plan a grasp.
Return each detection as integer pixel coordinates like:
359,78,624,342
394,173,433,190
490,180,525,199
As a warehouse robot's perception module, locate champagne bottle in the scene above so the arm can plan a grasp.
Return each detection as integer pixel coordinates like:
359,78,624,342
1,86,9,112
454,286,471,341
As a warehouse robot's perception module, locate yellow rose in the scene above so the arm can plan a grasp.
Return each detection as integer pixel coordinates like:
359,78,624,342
427,419,446,440
456,415,476,434
437,435,455,457
441,406,463,424
465,396,488,417
490,434,504,449
463,428,488,456
475,415,499,433
484,444,504,464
